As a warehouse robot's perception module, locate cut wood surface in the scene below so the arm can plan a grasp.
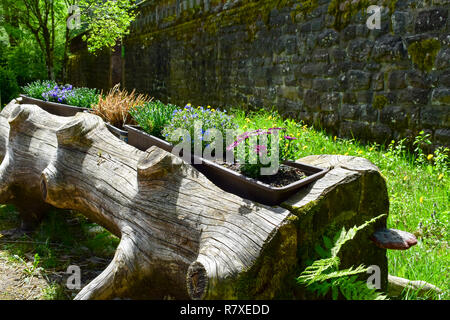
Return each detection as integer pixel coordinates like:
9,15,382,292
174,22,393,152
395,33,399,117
0,101,389,299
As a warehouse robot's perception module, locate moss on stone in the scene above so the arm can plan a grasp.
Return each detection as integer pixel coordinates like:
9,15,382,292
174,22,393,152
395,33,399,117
407,38,441,73
328,0,397,31
373,94,388,110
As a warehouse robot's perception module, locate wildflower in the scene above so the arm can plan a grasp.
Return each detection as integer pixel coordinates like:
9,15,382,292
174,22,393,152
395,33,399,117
344,152,349,156
438,173,444,180
403,176,408,181
334,136,337,141
207,105,211,109
243,125,247,129
320,147,325,152
357,150,363,155
419,196,424,204
369,147,374,152
303,145,308,150
211,109,215,112
245,118,251,123
254,145,267,156
284,136,297,140
267,115,272,120
427,154,434,160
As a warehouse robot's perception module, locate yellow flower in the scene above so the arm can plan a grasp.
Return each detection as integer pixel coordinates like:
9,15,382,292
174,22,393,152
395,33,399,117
344,152,349,156
320,147,325,152
369,147,374,152
357,150,363,155
243,125,247,129
403,176,408,181
267,115,272,120
438,173,444,180
334,136,337,141
187,103,191,107
419,196,424,204
245,118,251,123
207,105,211,108
211,109,215,112
427,154,434,160
303,145,308,150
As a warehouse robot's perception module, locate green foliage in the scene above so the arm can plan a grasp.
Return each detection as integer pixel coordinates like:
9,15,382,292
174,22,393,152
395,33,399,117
297,215,388,300
130,100,180,139
408,39,441,73
80,0,137,53
0,66,19,106
162,104,238,155
64,87,99,109
227,128,301,179
22,81,99,108
22,80,58,99
413,130,432,165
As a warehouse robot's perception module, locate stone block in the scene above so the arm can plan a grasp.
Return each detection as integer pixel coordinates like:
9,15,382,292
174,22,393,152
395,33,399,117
347,70,371,91
431,88,450,105
415,9,448,33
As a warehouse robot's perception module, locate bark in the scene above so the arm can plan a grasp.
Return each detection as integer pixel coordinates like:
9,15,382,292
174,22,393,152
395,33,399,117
0,101,390,299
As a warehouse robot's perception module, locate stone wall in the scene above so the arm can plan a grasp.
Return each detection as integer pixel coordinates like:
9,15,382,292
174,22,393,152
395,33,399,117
68,0,450,147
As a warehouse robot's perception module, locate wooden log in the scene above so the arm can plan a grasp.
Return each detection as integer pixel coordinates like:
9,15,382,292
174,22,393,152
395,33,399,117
0,101,390,299
388,275,442,298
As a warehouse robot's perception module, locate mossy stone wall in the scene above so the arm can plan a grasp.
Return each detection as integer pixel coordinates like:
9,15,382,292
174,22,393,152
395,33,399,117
68,0,449,148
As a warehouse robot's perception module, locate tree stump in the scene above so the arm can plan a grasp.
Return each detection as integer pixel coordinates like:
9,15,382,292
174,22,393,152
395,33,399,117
0,101,389,299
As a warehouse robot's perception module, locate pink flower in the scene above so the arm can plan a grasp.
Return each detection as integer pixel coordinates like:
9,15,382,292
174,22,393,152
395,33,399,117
284,135,298,140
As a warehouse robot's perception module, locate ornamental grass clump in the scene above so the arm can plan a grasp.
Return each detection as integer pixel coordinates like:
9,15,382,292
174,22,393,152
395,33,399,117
130,100,180,139
227,127,300,178
92,84,152,129
162,104,238,156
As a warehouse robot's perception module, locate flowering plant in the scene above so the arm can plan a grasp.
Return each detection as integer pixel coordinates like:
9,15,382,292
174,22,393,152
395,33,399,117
227,127,300,178
130,100,180,139
21,80,100,109
162,104,238,157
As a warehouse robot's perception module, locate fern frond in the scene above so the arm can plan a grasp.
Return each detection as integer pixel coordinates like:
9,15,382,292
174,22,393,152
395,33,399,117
331,214,386,258
297,214,388,300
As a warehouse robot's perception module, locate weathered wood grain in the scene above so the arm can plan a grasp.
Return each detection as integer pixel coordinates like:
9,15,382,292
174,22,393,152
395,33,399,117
0,101,390,299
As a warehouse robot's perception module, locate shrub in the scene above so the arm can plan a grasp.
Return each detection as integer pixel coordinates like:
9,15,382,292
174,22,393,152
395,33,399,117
162,104,238,155
0,66,20,106
91,84,152,128
129,100,179,139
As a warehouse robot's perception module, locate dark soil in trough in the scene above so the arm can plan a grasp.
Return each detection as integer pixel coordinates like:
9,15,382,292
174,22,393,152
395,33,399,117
218,162,307,187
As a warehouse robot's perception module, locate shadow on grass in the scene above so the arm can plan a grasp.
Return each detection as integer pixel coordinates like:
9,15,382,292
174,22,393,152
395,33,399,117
0,204,119,300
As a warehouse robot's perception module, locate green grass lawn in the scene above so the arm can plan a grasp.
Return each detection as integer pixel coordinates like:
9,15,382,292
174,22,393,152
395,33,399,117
0,107,448,300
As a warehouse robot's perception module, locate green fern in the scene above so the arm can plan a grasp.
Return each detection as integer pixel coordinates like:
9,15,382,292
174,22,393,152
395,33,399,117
297,215,388,300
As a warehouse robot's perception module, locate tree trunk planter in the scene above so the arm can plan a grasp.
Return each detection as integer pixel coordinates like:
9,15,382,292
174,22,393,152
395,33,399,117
18,95,128,142
1,100,390,300
105,123,128,143
125,125,329,206
19,94,90,117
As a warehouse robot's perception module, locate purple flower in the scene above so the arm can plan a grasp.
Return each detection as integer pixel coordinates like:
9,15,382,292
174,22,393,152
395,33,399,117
284,136,297,140
254,145,267,156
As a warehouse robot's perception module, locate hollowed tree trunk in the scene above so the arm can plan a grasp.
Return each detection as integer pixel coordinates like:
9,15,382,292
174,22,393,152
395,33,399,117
0,100,389,299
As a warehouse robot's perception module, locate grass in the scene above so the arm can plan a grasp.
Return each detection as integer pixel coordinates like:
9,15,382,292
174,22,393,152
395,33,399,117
0,106,448,300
